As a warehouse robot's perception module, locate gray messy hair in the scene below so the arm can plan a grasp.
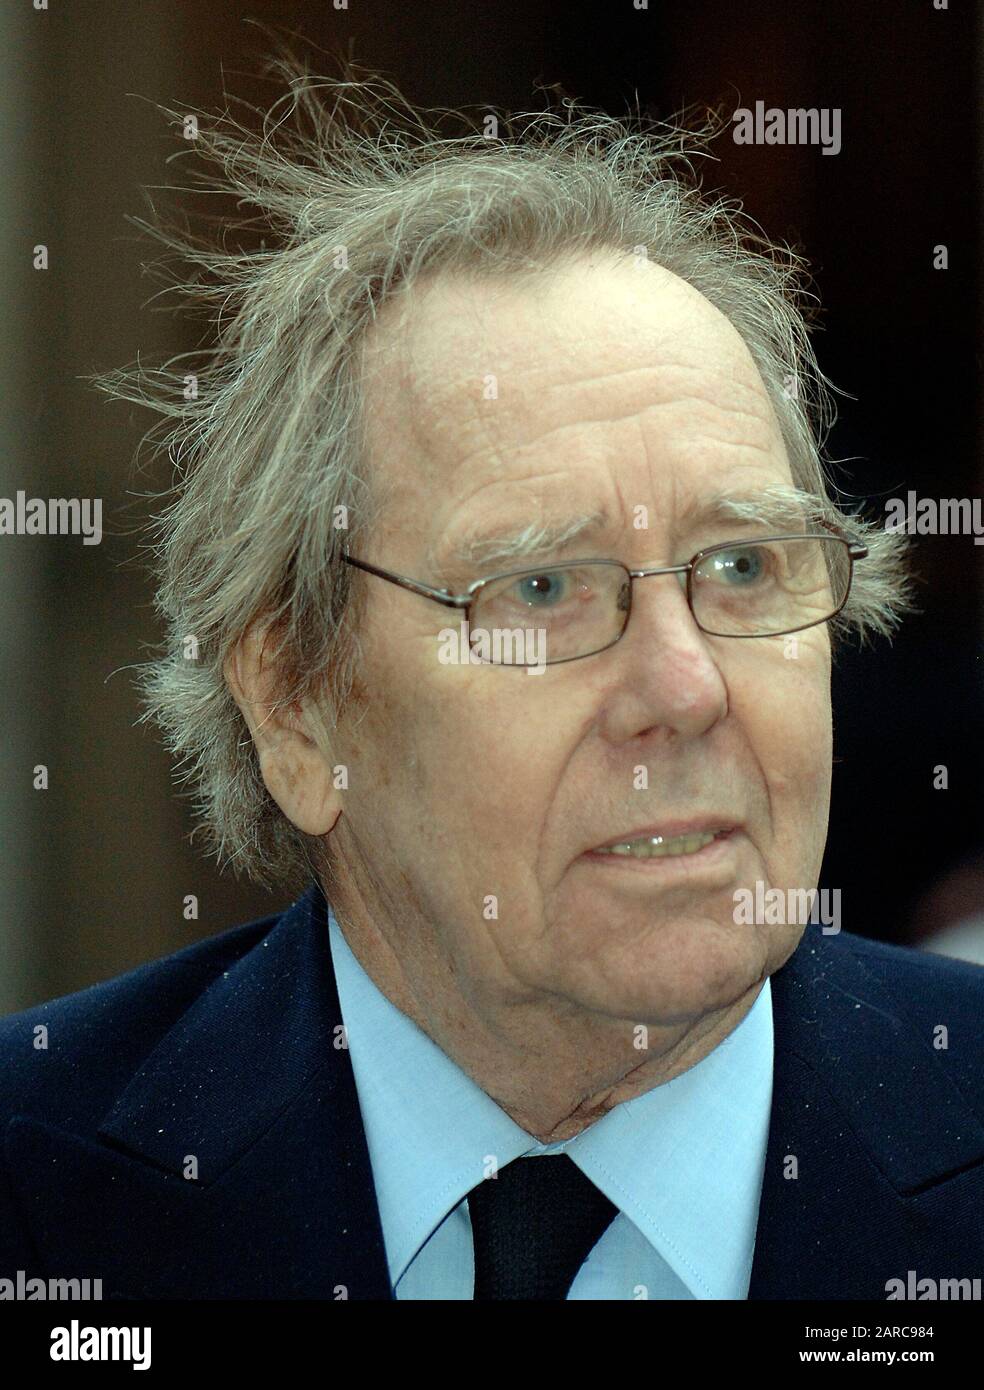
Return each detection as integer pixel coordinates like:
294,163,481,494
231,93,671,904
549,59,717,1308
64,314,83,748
93,45,917,891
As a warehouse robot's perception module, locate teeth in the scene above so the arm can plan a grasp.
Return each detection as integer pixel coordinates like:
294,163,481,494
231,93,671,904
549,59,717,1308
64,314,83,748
594,830,719,858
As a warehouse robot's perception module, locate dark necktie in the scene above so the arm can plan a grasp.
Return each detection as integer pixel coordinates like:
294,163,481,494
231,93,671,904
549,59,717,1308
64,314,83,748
467,1153,619,1299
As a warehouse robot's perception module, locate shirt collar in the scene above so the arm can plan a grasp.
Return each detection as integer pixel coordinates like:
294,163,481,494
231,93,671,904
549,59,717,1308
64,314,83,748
328,904,773,1298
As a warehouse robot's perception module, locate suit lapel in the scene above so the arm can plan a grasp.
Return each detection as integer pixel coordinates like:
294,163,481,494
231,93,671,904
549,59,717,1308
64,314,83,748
749,927,984,1298
5,883,393,1299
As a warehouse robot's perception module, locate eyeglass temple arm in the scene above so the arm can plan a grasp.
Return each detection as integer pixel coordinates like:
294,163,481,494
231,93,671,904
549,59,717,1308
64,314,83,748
816,516,868,559
343,553,470,608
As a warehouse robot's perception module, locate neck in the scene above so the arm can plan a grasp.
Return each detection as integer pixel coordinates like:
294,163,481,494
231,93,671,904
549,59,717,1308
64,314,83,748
322,878,764,1144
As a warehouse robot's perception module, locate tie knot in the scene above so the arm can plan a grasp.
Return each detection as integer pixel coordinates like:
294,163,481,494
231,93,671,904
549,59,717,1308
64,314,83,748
467,1153,618,1299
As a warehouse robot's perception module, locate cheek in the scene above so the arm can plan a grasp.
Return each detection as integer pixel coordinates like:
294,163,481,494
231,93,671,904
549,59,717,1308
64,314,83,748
352,657,565,861
445,677,569,828
412,673,590,918
764,688,831,792
735,644,832,870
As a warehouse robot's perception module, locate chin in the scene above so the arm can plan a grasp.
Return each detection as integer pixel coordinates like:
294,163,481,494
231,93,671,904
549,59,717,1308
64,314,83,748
557,914,781,1024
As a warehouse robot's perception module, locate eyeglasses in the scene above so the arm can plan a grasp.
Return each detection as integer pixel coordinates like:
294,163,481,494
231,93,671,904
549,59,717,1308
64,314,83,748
342,522,868,667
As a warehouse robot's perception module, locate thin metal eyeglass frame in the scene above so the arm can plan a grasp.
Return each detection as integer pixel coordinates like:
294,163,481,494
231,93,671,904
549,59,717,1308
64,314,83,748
342,522,869,666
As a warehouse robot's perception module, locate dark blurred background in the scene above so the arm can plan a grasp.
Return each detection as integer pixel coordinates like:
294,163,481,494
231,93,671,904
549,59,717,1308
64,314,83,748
2,0,981,1012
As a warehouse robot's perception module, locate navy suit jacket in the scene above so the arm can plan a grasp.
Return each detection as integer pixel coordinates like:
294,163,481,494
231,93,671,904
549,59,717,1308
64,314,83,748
2,881,983,1300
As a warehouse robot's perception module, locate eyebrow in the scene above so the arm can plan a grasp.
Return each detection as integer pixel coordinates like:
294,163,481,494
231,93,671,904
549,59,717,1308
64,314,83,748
434,484,826,576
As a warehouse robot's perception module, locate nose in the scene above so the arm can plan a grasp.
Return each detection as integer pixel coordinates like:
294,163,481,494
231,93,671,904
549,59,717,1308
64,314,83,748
596,568,730,743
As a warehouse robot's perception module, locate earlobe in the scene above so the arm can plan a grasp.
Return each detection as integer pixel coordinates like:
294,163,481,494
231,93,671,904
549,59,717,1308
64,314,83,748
257,730,343,837
223,626,343,838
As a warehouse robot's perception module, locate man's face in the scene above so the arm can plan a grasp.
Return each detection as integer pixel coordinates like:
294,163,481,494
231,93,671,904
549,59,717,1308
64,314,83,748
327,252,832,1028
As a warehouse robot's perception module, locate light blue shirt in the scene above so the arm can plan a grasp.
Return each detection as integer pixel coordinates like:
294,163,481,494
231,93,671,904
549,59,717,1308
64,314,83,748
327,904,774,1300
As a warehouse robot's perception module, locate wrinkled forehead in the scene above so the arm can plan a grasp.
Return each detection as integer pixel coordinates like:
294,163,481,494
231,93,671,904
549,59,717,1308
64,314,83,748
356,254,785,526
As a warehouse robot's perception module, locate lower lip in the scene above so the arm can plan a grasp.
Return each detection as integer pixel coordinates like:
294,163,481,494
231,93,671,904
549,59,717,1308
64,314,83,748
579,829,739,879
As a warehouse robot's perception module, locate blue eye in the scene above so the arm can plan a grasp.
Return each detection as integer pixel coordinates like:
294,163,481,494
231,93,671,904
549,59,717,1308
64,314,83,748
709,547,766,584
514,572,570,606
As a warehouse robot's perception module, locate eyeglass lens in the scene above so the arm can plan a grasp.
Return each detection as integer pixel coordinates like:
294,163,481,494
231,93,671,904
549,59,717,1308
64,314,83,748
468,538,849,665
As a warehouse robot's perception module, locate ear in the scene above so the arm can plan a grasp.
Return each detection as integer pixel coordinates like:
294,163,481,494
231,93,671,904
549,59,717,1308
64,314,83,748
224,623,342,838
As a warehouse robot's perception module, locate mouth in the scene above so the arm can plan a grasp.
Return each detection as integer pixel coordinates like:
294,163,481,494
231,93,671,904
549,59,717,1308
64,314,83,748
577,825,741,882
587,823,738,860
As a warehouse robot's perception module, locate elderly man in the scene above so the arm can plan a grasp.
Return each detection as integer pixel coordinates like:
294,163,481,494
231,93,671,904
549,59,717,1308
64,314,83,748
1,65,982,1303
